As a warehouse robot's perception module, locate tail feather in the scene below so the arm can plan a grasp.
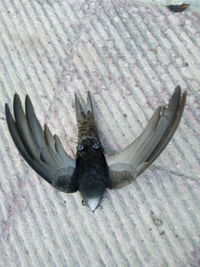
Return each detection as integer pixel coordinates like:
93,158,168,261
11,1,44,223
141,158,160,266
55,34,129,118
75,92,98,142
86,91,93,114
75,92,85,123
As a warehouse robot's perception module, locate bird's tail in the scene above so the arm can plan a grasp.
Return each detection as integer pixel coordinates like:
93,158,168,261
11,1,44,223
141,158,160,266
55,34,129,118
75,92,98,141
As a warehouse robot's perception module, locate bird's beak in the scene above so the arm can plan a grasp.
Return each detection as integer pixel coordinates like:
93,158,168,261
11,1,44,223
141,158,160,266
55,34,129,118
86,197,101,212
80,185,105,212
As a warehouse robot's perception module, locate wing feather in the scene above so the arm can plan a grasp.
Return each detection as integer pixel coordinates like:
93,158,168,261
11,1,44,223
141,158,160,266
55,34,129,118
106,86,187,189
25,95,46,148
5,94,77,193
44,124,56,153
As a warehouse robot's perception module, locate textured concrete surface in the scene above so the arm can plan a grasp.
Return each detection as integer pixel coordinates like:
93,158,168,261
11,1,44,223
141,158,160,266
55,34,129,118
135,0,200,12
136,0,200,13
0,0,200,266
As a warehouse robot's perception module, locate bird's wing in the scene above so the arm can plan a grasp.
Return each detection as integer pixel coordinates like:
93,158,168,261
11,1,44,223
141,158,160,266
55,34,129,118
5,94,77,193
105,86,187,189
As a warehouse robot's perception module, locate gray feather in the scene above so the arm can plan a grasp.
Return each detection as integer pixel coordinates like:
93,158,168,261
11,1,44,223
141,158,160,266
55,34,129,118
106,86,187,189
5,94,76,193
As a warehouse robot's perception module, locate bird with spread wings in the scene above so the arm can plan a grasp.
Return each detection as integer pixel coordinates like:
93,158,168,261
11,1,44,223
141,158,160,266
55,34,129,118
5,86,186,212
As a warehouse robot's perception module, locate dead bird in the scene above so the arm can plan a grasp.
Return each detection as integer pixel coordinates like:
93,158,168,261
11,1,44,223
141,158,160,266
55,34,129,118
167,4,190,13
5,86,186,212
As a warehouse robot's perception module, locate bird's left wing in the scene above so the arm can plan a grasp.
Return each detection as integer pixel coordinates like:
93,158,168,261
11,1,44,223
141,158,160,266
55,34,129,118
105,86,187,189
5,94,77,193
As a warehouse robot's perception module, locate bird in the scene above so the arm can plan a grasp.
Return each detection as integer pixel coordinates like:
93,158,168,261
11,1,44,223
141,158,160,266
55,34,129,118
5,86,187,212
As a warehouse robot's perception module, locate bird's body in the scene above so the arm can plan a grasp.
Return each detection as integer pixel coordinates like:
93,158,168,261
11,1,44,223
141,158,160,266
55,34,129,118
76,145,109,191
74,93,109,210
76,152,109,210
5,87,187,212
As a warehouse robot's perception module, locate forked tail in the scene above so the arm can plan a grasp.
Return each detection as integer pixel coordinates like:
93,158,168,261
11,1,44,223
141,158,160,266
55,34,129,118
75,92,98,142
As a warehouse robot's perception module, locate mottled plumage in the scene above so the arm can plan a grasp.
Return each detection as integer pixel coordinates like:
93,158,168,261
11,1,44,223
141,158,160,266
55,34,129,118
5,87,186,211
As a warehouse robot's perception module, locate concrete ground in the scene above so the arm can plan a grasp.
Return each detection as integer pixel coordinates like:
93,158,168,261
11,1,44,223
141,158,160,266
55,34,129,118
0,0,200,266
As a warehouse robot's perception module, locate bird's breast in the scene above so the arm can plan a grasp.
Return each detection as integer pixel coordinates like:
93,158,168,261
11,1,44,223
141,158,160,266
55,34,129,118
75,155,109,188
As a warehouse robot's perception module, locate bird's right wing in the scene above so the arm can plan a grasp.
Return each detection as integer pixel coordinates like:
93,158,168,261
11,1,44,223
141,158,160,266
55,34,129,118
105,86,187,189
5,94,77,193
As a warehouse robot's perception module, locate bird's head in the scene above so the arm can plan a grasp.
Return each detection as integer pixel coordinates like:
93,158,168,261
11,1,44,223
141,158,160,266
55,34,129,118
76,137,103,159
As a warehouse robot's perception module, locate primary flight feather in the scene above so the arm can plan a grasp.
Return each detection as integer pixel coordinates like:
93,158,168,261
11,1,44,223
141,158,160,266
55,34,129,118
5,86,186,211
